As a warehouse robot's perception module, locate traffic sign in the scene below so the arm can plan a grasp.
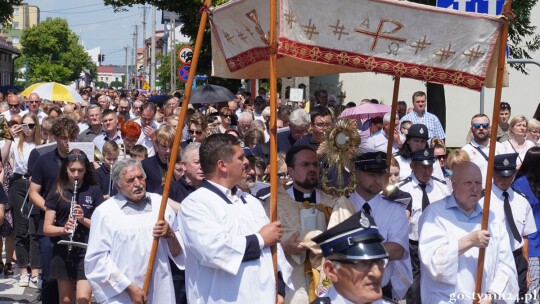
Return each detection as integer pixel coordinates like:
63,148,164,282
178,64,190,83
142,82,150,90
436,0,504,15
178,46,194,65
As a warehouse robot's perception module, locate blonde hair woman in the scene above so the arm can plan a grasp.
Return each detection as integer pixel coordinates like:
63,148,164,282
501,115,536,168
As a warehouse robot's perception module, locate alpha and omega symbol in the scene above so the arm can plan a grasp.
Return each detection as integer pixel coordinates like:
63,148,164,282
355,19,407,51
387,42,400,55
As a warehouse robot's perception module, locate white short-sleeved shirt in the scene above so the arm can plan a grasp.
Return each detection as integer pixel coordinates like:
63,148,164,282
490,185,537,251
10,138,36,175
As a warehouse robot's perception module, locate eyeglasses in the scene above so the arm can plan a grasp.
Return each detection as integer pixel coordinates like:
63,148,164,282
222,114,232,118
8,103,20,109
529,129,540,135
472,123,490,129
28,100,40,104
436,154,447,160
335,258,389,270
67,152,88,162
277,173,289,180
133,106,142,110
22,123,36,129
188,129,203,136
314,122,332,128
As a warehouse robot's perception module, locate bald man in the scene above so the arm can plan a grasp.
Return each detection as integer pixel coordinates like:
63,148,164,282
26,93,48,123
419,161,518,303
3,94,27,121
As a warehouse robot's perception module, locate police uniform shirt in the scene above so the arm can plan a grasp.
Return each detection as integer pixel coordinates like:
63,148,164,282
398,175,451,241
490,185,537,251
141,155,168,193
395,154,445,182
461,139,503,187
348,191,410,287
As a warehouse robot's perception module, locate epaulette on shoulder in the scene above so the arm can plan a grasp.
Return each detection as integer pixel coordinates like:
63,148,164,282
512,188,529,199
431,176,447,185
397,177,412,187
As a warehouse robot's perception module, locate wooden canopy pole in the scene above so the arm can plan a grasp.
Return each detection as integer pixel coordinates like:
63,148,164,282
268,0,280,298
142,0,212,294
384,77,401,195
473,1,512,302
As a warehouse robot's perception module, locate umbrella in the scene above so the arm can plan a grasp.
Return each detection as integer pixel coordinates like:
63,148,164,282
148,94,172,108
189,84,236,104
20,82,83,103
339,103,392,120
20,83,45,97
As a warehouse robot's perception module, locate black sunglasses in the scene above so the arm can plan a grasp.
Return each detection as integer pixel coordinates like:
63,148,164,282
22,123,36,129
188,129,203,135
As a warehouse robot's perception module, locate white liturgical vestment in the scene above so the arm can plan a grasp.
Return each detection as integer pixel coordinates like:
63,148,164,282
419,195,518,303
180,181,292,304
85,192,183,304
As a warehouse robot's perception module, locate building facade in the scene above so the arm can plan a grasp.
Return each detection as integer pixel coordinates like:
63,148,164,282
2,3,40,49
0,36,20,86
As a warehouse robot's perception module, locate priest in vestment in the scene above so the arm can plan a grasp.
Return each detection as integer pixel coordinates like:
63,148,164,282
85,158,183,304
265,145,337,304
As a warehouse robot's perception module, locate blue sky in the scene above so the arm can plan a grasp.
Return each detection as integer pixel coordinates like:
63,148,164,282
26,1,163,65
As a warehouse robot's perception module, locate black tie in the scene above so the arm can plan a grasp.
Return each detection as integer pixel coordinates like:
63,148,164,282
362,203,371,215
503,191,522,243
419,183,430,211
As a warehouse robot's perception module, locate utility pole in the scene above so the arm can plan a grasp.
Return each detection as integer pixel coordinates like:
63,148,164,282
150,6,156,91
170,13,176,93
133,25,139,89
124,46,129,89
140,5,148,87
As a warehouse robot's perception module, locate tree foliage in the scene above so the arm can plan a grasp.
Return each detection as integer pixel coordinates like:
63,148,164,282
105,0,539,75
18,17,96,84
0,0,23,26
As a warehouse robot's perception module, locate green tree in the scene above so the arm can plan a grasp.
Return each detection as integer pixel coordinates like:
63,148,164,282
18,17,96,84
96,81,109,89
0,0,23,26
110,80,124,89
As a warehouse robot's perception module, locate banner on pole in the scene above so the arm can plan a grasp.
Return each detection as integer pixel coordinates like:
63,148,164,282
210,0,505,91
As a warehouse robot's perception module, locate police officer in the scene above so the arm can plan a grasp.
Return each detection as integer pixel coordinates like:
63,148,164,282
398,148,450,304
333,151,411,300
490,153,536,304
310,211,396,304
395,124,445,181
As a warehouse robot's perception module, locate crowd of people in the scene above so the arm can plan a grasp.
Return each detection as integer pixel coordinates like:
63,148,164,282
0,86,539,304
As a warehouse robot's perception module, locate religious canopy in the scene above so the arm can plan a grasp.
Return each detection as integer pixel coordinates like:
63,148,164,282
210,0,506,91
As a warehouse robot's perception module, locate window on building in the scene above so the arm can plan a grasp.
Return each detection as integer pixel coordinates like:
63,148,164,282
12,36,19,44
106,77,108,81
13,8,19,15
100,77,103,81
12,22,19,29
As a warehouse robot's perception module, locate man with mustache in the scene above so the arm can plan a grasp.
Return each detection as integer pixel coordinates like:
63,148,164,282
461,114,504,187
267,144,336,303
85,158,182,304
419,161,518,302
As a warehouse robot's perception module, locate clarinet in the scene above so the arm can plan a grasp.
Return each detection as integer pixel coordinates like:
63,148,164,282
67,179,78,253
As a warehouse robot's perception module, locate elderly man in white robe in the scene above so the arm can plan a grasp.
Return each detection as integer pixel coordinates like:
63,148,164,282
419,161,518,303
85,158,183,304
180,133,292,304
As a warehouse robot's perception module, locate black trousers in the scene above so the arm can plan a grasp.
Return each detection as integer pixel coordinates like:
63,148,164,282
170,258,187,304
406,239,422,304
40,235,58,304
9,178,41,269
514,248,528,304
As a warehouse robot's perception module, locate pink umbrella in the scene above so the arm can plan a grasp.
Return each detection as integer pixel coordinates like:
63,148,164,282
339,103,392,120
